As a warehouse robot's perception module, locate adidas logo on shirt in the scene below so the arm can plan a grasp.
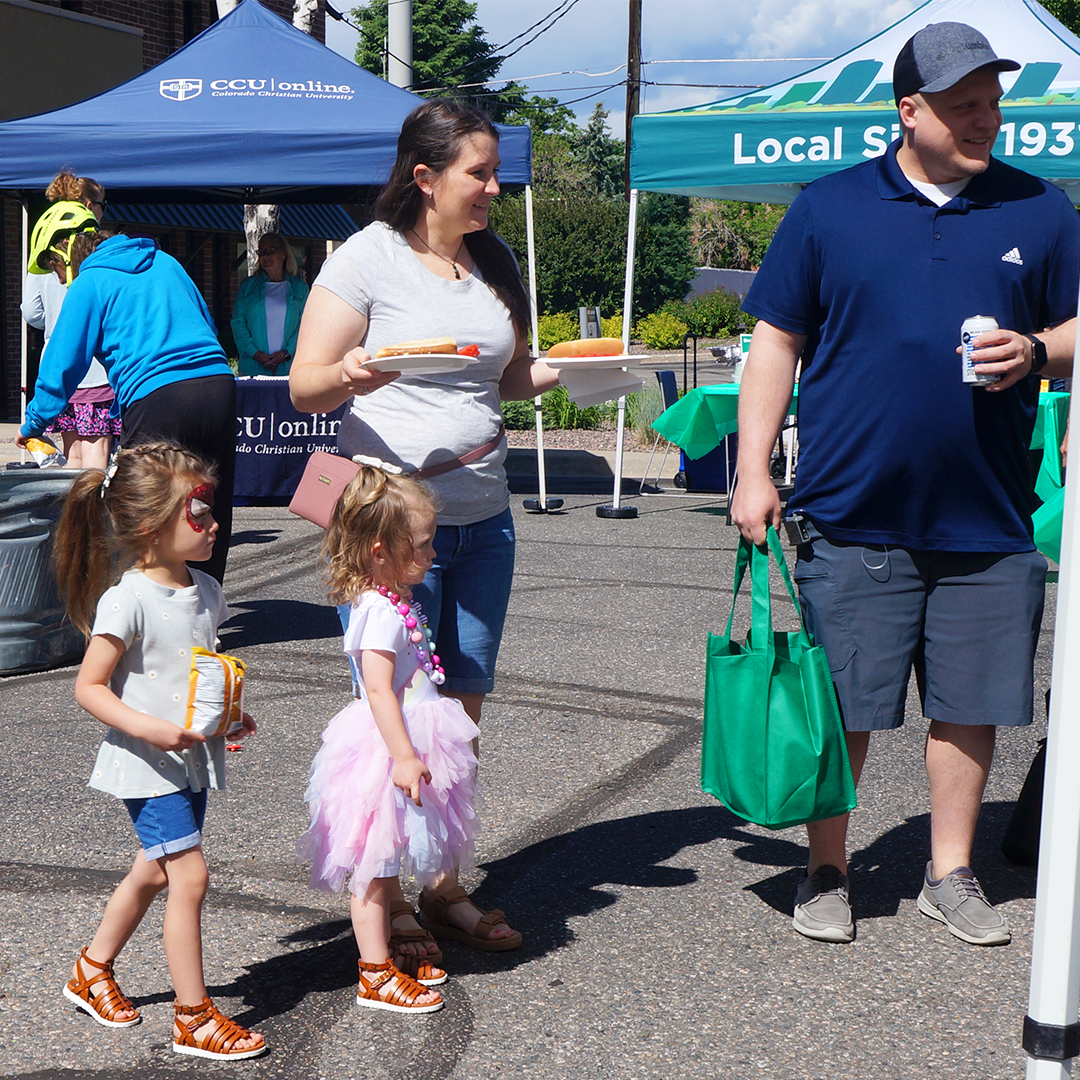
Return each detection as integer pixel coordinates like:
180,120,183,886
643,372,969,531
1002,247,1023,265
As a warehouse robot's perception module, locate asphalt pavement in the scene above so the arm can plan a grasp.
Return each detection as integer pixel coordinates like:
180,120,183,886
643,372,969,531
0,480,1057,1079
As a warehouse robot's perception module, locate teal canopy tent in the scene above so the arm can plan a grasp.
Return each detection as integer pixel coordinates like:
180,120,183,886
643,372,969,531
629,0,1080,204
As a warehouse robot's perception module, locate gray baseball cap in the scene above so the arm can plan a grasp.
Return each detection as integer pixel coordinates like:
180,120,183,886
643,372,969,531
893,22,1019,103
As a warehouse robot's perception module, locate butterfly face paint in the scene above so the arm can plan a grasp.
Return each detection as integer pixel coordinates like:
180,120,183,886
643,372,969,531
186,483,215,532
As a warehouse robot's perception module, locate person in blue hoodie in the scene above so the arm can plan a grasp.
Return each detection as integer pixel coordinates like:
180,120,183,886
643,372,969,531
17,231,236,581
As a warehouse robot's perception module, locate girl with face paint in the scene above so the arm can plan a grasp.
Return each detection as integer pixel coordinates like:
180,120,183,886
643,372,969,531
50,442,267,1061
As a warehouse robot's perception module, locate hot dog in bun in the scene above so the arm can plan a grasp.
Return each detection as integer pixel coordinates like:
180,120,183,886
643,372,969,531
374,337,456,358
546,337,624,359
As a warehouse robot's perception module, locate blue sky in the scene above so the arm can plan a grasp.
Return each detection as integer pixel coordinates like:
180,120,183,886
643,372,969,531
325,0,926,136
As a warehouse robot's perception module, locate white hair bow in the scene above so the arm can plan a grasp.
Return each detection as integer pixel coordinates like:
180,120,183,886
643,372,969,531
351,454,403,475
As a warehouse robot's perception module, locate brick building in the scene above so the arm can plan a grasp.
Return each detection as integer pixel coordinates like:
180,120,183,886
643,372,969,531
0,0,347,421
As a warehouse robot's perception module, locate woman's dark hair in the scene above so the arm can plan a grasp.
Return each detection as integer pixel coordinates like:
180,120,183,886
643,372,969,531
375,99,530,333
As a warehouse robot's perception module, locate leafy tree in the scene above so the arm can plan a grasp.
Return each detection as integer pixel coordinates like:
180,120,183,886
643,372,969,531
1042,0,1080,33
495,84,578,135
530,132,590,195
691,199,786,270
634,193,696,315
489,191,694,319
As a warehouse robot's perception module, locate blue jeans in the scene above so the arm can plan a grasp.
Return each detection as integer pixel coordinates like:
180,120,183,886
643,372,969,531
338,507,516,696
124,788,208,861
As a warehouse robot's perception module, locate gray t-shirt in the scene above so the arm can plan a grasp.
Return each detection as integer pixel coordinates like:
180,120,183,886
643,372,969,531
314,221,519,525
87,568,229,799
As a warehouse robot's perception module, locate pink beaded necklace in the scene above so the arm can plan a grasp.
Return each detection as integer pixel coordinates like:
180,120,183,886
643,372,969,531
375,584,446,685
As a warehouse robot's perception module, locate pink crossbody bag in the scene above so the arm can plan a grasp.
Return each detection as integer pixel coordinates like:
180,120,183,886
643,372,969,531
288,425,505,529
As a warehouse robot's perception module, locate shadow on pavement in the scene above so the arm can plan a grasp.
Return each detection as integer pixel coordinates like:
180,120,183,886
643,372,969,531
221,598,341,648
742,801,1036,919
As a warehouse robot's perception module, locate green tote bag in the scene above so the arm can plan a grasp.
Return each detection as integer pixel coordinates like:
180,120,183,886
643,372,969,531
701,527,856,830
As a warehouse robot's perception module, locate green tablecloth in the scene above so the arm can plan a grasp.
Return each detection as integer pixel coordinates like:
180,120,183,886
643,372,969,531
651,384,798,461
1031,391,1070,563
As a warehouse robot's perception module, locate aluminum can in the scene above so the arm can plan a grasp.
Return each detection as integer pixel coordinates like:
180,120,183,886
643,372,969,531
961,315,1001,385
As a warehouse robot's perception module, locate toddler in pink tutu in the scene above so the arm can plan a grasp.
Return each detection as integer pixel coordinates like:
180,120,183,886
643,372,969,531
297,463,479,1014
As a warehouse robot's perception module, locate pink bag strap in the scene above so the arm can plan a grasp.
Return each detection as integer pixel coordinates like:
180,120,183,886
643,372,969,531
411,424,505,480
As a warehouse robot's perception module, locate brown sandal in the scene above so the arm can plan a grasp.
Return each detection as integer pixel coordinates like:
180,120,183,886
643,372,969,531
389,900,444,967
356,959,444,1013
394,953,448,986
63,947,141,1028
172,997,267,1060
418,886,522,952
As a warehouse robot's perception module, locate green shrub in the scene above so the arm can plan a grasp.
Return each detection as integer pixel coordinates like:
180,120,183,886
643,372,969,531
541,384,603,429
537,311,578,351
537,310,625,350
501,398,535,430
663,288,755,338
634,310,690,349
501,386,603,430
601,313,624,340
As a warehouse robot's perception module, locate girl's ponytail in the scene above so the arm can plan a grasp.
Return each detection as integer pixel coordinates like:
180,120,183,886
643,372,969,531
52,469,112,638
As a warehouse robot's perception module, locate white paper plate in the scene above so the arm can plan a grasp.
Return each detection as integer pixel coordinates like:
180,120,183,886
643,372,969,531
543,354,648,369
362,353,481,375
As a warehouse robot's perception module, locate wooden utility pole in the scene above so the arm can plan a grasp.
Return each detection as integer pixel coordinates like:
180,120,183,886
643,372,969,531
624,0,642,200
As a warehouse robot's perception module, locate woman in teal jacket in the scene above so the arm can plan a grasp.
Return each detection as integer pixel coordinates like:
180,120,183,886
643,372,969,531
231,233,309,376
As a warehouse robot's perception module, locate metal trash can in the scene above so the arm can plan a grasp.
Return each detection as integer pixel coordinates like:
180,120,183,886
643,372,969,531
0,468,84,675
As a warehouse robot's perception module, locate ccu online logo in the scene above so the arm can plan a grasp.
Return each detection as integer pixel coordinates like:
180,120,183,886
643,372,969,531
160,78,203,101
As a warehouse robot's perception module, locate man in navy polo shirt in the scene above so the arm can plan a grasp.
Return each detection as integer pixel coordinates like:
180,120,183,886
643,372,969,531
731,22,1080,946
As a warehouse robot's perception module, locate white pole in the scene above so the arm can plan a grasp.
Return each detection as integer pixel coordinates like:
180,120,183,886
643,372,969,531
609,188,640,511
1025,300,1080,1080
20,199,28,463
387,0,412,88
525,185,549,506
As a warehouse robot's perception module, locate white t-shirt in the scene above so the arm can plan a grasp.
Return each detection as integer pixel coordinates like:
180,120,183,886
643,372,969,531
87,569,229,799
314,222,520,525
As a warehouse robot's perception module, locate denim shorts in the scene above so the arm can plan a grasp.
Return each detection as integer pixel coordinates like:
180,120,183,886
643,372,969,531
793,521,1045,732
338,507,516,696
123,788,208,861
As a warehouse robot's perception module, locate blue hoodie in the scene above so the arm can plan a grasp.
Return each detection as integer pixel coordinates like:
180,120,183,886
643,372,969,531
21,236,231,438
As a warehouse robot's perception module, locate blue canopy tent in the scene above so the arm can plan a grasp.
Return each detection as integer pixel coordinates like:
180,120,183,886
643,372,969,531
0,0,558,498
0,0,531,200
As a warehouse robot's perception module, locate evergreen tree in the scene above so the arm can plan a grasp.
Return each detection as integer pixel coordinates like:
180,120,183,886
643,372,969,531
573,104,624,198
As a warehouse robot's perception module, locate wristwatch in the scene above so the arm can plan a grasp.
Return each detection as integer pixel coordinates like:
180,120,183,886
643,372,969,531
1025,334,1049,374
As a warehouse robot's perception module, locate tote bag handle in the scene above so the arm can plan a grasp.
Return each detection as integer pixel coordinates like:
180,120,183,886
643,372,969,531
725,526,811,651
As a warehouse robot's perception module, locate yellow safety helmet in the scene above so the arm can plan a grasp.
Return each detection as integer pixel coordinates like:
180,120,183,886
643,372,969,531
28,200,98,277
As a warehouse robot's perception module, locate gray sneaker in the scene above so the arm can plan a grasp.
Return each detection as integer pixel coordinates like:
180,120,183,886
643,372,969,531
917,863,1011,945
793,864,854,943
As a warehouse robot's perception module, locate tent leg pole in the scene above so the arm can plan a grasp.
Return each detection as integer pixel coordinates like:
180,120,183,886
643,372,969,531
1025,304,1080,1080
598,188,639,520
522,184,561,514
19,199,28,464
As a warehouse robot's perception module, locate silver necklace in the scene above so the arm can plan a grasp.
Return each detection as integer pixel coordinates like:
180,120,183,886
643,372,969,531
409,229,465,280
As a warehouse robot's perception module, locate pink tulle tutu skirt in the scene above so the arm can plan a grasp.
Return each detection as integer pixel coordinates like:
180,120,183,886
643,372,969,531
297,696,479,895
